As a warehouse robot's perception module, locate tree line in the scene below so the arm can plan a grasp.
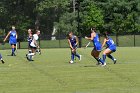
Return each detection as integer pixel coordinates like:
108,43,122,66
0,0,140,38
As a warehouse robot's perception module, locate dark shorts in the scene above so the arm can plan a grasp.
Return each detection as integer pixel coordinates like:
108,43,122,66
10,44,16,46
29,46,37,50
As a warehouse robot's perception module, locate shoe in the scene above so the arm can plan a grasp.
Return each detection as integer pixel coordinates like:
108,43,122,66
1,60,5,64
26,54,30,61
102,62,106,67
114,59,117,64
79,55,82,61
69,60,74,64
11,53,16,56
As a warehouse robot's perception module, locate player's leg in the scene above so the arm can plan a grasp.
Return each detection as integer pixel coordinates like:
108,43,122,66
73,49,82,61
102,48,114,65
26,47,36,61
11,44,16,56
0,54,5,64
70,50,75,63
107,47,117,64
91,49,103,65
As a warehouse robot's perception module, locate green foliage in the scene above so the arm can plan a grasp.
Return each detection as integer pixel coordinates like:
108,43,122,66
0,0,140,36
81,1,104,33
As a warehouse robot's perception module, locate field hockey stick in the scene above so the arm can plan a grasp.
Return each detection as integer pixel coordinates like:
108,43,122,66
84,42,91,49
16,43,18,53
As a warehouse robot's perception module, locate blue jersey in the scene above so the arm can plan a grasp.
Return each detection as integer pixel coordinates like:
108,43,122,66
106,37,116,52
92,33,102,51
9,30,17,44
69,35,77,48
106,37,115,47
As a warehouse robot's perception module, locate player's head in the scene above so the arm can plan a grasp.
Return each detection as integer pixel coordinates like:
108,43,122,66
12,26,15,30
36,30,40,35
68,32,73,38
91,27,96,33
103,32,109,39
28,29,32,34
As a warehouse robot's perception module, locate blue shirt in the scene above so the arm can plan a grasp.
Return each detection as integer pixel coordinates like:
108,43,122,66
92,33,101,47
10,30,17,41
106,37,116,47
69,35,77,47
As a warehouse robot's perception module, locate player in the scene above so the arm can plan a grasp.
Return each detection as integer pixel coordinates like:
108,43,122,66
3,26,18,56
102,32,117,66
27,29,33,53
85,27,103,65
67,32,82,64
26,30,40,61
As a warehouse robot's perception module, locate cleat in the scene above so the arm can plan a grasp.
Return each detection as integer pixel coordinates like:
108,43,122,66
1,60,5,64
69,60,74,64
102,62,106,67
11,53,16,56
79,55,82,61
114,59,117,64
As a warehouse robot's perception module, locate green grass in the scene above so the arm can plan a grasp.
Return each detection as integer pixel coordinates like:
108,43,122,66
0,47,140,93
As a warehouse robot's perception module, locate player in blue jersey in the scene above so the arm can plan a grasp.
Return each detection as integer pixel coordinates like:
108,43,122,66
102,32,117,66
85,27,103,65
67,32,82,64
4,26,18,56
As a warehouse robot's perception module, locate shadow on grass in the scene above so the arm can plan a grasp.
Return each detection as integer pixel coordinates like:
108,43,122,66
83,65,97,67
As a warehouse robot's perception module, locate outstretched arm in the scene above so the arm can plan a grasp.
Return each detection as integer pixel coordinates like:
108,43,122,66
102,38,107,48
85,33,95,41
3,31,10,42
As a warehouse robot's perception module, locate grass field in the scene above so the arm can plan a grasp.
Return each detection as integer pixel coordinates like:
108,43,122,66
0,47,140,93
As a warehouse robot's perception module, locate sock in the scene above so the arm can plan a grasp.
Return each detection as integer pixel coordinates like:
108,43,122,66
28,53,35,60
94,57,99,62
98,58,104,64
12,48,15,54
14,48,16,52
94,57,104,64
0,54,2,60
75,53,80,59
107,54,115,61
71,53,75,61
103,54,106,63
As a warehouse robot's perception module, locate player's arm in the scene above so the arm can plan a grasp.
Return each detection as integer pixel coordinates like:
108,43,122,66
16,32,18,39
3,31,10,42
102,38,107,48
68,39,73,50
34,39,38,47
75,36,79,46
85,33,95,41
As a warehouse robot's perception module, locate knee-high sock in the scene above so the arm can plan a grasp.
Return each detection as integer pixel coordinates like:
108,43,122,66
103,54,106,63
14,48,16,52
12,48,15,54
107,54,114,61
71,53,75,61
28,53,35,60
0,54,2,60
94,57,104,64
74,53,80,59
